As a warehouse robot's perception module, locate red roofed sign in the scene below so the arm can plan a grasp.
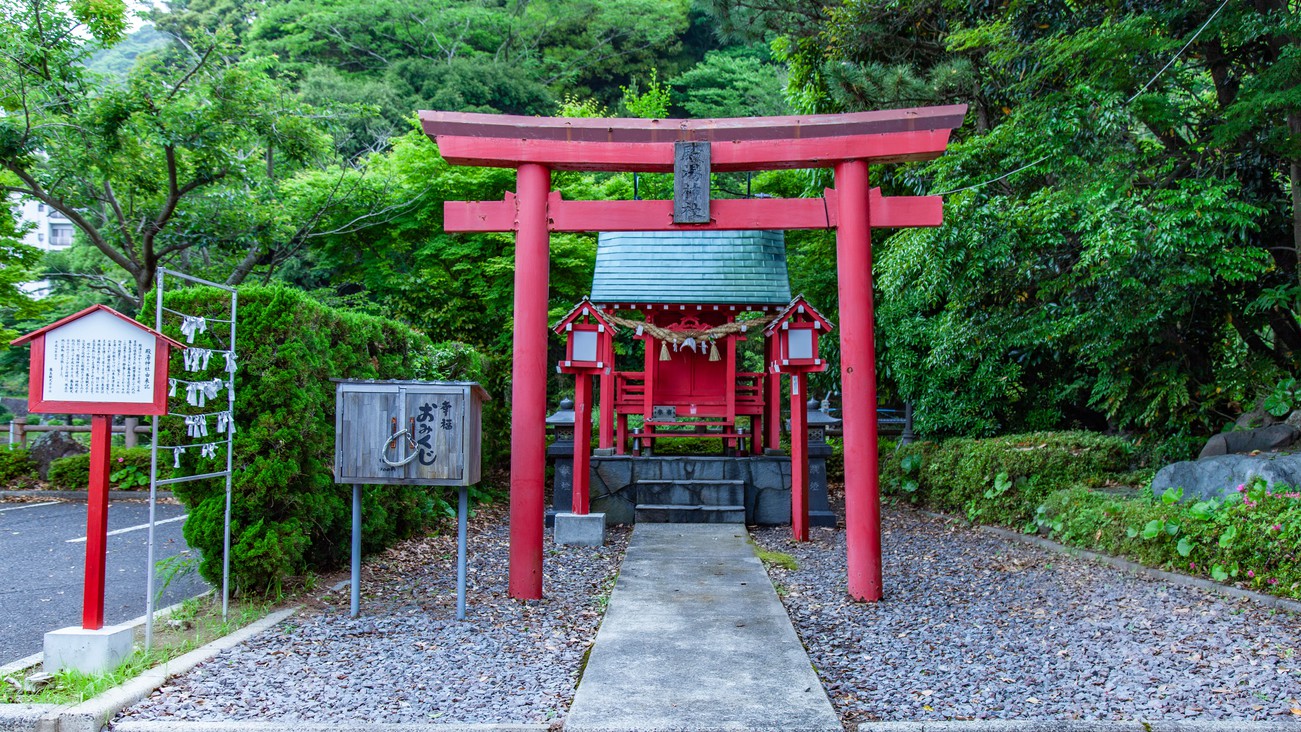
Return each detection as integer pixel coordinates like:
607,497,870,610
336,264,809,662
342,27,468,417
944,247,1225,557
10,304,185,416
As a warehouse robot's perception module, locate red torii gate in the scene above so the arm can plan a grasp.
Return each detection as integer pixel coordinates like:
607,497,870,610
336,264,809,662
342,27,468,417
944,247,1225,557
420,106,966,602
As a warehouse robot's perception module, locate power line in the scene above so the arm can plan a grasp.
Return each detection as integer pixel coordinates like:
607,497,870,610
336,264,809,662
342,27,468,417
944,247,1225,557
933,0,1232,197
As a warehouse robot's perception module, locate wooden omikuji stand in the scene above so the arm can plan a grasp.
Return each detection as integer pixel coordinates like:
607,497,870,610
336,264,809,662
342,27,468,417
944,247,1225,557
421,107,964,602
11,305,182,673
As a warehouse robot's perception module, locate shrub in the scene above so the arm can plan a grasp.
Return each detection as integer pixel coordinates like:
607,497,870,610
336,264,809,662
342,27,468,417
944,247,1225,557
141,285,490,597
1037,482,1301,599
881,431,1135,525
47,447,154,490
0,449,39,487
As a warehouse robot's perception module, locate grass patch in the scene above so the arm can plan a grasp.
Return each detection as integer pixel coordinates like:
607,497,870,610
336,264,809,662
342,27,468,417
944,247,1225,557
748,538,798,571
0,595,272,706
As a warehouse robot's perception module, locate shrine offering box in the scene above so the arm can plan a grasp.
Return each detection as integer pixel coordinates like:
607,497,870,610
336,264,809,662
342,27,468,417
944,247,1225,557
334,380,488,486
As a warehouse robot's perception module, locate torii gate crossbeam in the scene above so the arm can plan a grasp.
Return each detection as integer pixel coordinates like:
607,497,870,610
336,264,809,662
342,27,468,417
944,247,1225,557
421,106,966,602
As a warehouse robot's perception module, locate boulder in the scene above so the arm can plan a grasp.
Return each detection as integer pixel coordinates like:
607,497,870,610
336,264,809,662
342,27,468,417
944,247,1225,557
28,430,87,479
1287,409,1301,430
1151,453,1301,502
1235,406,1278,430
1198,424,1300,458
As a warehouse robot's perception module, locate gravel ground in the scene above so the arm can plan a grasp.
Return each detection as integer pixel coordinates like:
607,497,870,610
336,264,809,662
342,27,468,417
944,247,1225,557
115,504,629,726
752,506,1301,728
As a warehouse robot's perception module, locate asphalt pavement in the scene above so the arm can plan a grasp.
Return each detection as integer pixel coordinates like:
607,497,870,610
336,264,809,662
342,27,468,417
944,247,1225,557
0,498,210,665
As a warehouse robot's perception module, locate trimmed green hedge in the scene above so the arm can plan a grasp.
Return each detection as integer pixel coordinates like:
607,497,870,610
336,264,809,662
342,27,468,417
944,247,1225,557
141,285,489,597
47,447,154,490
881,431,1136,525
0,449,39,487
1037,482,1301,599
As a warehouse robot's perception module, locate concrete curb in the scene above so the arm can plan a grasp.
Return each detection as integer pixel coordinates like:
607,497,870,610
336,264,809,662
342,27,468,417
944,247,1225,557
976,524,1301,616
112,724,553,732
0,654,43,678
0,704,60,732
858,722,1301,731
56,606,300,732
0,491,174,502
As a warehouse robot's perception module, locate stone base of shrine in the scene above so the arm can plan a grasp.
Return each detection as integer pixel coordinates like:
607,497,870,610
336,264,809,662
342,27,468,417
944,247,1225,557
547,453,837,527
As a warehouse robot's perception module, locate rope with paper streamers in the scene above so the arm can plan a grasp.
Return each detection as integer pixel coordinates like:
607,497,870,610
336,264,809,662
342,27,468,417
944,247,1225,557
157,440,224,468
602,310,779,362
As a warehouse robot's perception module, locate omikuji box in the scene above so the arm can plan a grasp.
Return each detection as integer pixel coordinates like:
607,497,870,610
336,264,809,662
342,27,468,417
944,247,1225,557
333,380,488,486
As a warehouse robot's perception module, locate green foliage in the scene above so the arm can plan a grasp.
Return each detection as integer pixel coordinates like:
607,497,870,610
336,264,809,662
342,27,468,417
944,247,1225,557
1037,481,1301,600
721,0,1301,441
620,68,671,119
0,448,39,487
882,431,1135,525
141,284,488,596
47,447,154,490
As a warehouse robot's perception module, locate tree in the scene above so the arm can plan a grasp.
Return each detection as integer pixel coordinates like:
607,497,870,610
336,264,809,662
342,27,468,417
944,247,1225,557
1,0,332,307
707,0,1301,438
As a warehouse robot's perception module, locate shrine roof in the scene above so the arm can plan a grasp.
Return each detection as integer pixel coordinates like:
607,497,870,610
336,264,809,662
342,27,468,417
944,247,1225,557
591,231,791,307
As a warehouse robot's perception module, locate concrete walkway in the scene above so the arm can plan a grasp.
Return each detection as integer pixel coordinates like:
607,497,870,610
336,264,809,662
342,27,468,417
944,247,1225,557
566,524,841,732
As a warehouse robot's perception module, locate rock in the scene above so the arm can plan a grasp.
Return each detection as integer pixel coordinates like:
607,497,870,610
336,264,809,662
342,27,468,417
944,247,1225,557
1287,409,1301,430
1234,406,1278,430
28,430,87,478
1198,424,1300,458
1151,453,1301,501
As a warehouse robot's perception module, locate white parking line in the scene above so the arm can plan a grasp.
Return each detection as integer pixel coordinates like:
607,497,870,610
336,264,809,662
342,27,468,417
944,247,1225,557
0,501,61,513
66,514,187,543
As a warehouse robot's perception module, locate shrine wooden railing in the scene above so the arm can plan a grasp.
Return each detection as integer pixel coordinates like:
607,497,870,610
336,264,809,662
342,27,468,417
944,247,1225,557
614,372,646,409
735,372,765,414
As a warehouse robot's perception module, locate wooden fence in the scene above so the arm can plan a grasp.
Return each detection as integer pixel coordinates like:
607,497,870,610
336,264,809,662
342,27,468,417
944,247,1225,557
7,418,152,449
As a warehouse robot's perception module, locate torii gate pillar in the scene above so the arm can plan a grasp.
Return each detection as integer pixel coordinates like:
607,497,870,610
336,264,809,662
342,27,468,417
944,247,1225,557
508,163,551,599
834,160,882,600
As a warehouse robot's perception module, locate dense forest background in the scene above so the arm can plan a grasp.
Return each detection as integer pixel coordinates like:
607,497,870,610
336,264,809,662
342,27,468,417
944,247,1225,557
2,0,1298,456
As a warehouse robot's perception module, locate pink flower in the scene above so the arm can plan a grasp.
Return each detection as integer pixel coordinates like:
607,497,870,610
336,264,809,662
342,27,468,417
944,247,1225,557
1236,484,1246,493
1189,562,1196,570
117,457,124,463
1268,578,1279,585
1272,524,1283,532
1247,570,1255,578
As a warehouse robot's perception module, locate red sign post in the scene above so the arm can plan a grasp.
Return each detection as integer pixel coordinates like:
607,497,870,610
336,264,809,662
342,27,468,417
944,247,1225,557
11,304,182,629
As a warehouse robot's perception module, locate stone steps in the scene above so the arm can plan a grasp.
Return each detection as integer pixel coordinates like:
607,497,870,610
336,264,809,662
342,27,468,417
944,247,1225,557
633,504,746,523
633,478,746,523
634,479,744,507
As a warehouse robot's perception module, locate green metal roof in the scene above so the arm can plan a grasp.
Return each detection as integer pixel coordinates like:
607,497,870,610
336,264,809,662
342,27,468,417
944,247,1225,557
591,231,792,306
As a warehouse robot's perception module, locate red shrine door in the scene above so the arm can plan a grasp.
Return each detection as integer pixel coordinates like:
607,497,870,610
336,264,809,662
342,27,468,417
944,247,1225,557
422,107,966,604
649,314,730,420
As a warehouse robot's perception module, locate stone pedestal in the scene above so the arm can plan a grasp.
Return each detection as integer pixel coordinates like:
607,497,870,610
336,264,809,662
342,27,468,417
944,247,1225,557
44,623,134,674
555,512,606,546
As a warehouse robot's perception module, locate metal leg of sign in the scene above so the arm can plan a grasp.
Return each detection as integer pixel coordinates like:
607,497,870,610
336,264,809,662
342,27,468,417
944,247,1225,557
351,485,361,618
222,290,237,621
457,486,468,621
145,427,160,648
146,275,164,648
222,472,232,620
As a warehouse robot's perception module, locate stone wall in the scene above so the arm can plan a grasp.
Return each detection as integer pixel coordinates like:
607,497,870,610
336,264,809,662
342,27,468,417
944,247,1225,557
548,449,836,527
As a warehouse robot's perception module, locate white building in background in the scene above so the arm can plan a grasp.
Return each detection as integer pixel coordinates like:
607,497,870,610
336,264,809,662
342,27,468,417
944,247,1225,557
15,198,74,252
11,196,74,298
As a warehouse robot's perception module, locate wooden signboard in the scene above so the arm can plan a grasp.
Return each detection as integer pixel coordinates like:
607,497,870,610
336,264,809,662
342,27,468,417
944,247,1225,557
10,304,184,631
13,304,180,416
333,380,487,486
